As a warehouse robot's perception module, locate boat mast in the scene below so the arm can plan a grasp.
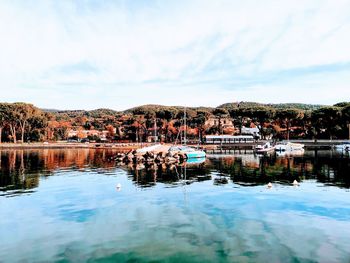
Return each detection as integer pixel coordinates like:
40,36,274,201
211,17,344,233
184,107,187,145
154,118,157,143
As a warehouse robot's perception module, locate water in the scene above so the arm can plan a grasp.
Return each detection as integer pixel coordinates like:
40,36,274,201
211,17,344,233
0,149,350,262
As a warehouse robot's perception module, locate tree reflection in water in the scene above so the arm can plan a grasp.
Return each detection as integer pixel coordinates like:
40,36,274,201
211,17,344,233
0,149,349,196
0,149,118,194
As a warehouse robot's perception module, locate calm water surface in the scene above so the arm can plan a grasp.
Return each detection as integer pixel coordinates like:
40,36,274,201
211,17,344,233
0,149,350,262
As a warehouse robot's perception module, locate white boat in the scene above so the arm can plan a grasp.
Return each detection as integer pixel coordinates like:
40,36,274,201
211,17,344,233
136,108,206,159
170,107,206,159
274,142,304,151
335,142,350,152
136,144,162,153
255,142,274,153
169,145,206,159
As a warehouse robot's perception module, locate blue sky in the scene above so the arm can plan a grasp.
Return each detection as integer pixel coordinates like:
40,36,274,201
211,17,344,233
0,0,350,110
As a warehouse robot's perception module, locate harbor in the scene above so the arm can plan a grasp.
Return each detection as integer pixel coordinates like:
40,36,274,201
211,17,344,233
1,0,350,261
1,148,350,262
1,138,349,151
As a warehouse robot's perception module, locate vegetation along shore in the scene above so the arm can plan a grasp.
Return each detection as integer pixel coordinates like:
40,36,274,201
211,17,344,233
0,101,350,144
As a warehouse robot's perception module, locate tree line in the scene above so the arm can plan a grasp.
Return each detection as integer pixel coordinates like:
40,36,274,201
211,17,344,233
0,103,49,143
0,102,350,143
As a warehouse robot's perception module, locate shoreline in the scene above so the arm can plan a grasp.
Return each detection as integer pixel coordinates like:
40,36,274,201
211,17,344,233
0,139,348,150
0,142,144,150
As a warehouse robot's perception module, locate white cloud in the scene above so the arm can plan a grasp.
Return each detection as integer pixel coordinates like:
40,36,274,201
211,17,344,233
0,0,349,109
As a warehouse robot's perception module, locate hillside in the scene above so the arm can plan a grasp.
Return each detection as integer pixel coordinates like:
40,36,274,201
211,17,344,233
43,101,333,119
218,102,326,110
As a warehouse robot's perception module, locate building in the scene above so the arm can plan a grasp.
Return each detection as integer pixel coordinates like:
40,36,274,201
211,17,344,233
67,128,116,140
205,116,234,129
241,127,260,138
205,135,255,144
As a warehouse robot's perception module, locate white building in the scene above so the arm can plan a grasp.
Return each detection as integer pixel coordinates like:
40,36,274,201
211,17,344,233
241,127,260,138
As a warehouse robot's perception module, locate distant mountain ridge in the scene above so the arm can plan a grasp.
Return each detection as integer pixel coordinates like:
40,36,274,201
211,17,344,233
218,102,326,110
42,102,327,115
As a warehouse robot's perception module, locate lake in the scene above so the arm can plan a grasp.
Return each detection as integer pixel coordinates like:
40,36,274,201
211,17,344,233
0,149,350,262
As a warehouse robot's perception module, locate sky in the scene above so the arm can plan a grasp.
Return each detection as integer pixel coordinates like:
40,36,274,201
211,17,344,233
0,0,350,110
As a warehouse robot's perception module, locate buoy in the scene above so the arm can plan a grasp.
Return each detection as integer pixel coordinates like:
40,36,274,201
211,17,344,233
267,182,273,188
116,183,122,191
292,180,299,186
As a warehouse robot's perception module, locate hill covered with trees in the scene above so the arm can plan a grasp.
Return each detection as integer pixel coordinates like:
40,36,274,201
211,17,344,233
0,101,349,143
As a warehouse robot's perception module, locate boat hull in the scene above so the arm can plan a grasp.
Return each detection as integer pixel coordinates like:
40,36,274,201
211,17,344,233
185,151,206,159
335,144,350,152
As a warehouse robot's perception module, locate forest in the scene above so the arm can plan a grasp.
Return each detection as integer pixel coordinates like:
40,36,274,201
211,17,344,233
0,101,350,143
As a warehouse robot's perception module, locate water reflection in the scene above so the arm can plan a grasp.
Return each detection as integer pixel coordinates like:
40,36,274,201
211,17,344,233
0,149,350,197
0,149,118,195
206,149,350,188
122,158,208,188
1,149,350,262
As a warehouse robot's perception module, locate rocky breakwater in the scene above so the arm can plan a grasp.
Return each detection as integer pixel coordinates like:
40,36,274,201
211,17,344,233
113,150,188,165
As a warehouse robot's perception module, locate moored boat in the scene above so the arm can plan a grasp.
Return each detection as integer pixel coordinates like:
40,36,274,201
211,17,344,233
274,142,304,151
169,107,206,159
169,145,206,159
255,142,274,153
136,144,163,153
335,142,350,152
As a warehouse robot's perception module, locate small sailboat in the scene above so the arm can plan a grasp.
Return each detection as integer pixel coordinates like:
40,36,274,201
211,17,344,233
171,107,206,159
136,143,163,153
169,145,206,159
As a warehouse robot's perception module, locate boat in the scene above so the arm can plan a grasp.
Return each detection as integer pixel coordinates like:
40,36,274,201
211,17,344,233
255,142,274,153
186,156,206,164
274,142,304,151
136,144,163,153
136,107,206,159
335,142,350,152
169,145,206,159
170,107,206,159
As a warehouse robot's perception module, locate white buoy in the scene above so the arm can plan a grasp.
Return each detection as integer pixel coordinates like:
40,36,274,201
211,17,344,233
267,182,273,189
292,180,299,186
116,183,122,191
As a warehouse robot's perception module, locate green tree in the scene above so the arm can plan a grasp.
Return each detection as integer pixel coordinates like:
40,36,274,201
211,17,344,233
276,108,304,140
0,103,6,143
13,103,39,142
312,106,342,139
3,103,18,142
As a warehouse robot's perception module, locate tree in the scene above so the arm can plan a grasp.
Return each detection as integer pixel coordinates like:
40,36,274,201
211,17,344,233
0,103,6,143
343,105,350,139
56,121,72,140
193,111,210,142
3,103,18,143
13,103,39,142
76,127,86,140
156,109,176,142
106,125,116,141
242,107,275,139
27,112,49,141
276,108,304,140
229,107,244,134
312,106,342,139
